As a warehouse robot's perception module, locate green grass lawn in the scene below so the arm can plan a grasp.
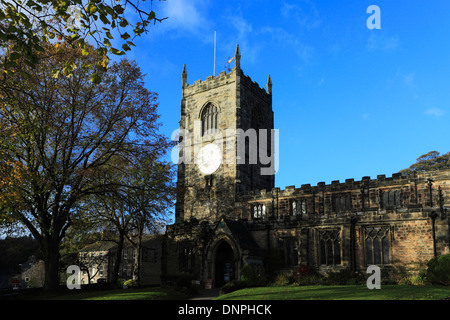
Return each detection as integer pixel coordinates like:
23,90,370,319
26,286,191,300
11,284,449,300
215,285,450,300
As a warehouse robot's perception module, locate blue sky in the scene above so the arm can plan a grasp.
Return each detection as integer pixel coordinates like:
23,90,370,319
125,0,450,190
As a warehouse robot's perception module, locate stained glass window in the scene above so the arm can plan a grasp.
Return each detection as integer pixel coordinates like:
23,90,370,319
319,229,341,266
365,226,390,265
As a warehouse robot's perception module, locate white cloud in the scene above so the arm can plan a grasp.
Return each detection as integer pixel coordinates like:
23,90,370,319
281,0,321,30
386,71,417,92
366,33,400,52
158,0,212,38
403,72,415,88
260,26,314,64
424,107,446,117
219,13,261,65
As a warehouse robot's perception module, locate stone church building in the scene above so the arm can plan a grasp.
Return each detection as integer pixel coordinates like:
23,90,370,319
162,45,450,288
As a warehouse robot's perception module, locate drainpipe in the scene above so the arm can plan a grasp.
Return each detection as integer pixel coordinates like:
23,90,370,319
427,179,437,257
429,211,438,258
427,178,433,207
438,187,445,218
266,223,271,278
350,216,357,272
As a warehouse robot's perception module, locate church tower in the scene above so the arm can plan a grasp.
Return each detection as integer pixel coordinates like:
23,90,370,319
175,45,275,223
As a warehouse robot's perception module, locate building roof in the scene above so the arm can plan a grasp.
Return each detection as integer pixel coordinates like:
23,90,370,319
80,241,117,252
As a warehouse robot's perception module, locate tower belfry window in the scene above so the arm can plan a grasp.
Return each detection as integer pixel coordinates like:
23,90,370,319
201,104,218,136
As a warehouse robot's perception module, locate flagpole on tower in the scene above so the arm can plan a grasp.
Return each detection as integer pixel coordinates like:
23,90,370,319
213,30,216,76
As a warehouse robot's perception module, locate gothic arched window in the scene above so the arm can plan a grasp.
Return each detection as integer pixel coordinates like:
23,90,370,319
201,103,218,136
253,204,266,219
319,229,341,266
332,194,352,213
292,200,307,216
381,190,402,209
365,226,390,265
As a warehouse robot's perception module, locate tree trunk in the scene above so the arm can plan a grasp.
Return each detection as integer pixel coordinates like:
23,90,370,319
111,232,125,287
132,234,142,286
42,235,61,292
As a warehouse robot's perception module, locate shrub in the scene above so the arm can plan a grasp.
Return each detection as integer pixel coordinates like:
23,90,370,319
253,272,270,287
241,264,255,283
426,254,450,285
292,265,323,286
325,269,365,286
296,274,323,286
390,262,410,285
173,273,199,295
293,265,314,279
220,265,270,295
397,274,426,286
388,259,432,285
123,279,138,288
239,264,270,287
220,280,247,295
273,273,292,286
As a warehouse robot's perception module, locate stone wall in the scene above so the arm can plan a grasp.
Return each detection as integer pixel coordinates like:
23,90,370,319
235,169,450,274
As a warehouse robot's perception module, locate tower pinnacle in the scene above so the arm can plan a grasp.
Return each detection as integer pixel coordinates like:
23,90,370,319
234,44,241,70
182,64,187,86
267,74,272,95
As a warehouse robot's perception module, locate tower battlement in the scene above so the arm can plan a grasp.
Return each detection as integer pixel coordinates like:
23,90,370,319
181,44,272,102
182,70,235,98
182,70,271,102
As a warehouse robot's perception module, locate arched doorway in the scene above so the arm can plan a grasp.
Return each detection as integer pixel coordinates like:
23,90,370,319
214,241,235,287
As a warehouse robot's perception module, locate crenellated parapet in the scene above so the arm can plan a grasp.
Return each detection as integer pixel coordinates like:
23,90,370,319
181,68,271,103
182,70,236,98
239,72,271,103
238,169,450,220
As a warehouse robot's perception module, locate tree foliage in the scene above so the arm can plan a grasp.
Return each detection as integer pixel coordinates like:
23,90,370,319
0,42,172,290
0,0,167,82
399,151,450,174
0,235,41,274
125,154,174,284
79,151,175,286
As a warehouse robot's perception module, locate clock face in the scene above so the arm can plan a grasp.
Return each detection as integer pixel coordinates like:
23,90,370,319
196,143,222,175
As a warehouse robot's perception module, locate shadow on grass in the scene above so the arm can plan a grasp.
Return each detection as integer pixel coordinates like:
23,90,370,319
1,286,192,300
216,285,450,301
